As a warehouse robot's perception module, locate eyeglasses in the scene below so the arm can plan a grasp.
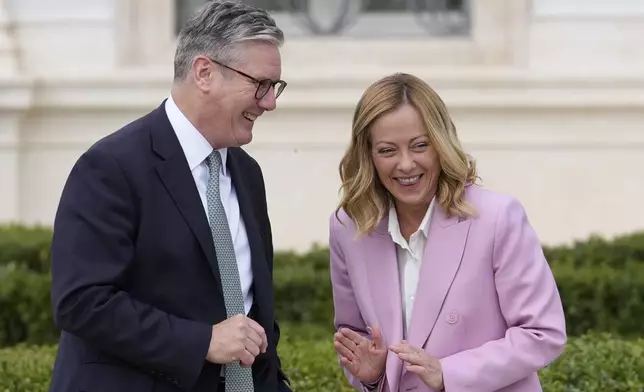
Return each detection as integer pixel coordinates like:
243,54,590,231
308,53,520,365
209,58,287,100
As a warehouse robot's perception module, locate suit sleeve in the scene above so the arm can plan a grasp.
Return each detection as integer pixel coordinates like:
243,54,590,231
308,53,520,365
329,214,387,392
439,196,567,392
50,147,211,390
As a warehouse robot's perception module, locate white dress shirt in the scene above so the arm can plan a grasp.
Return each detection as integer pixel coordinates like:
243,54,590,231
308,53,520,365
388,198,435,337
164,95,254,315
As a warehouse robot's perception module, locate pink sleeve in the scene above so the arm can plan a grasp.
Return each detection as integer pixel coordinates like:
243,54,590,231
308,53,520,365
329,214,387,392
439,197,567,391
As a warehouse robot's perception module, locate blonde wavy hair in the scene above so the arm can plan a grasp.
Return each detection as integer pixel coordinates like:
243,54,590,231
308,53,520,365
336,73,479,236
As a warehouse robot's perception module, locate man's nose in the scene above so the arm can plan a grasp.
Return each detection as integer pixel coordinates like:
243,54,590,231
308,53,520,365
258,89,277,111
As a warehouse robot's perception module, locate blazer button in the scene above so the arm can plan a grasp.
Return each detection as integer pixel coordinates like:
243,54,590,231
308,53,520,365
446,311,459,324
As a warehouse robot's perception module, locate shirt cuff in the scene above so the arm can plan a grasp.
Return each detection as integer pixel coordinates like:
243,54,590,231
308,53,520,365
362,371,385,390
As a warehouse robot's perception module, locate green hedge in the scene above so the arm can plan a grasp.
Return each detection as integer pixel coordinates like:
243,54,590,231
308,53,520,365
0,224,52,273
1,225,643,347
543,231,644,269
0,263,58,347
272,247,644,339
1,326,642,392
273,246,335,326
551,261,644,338
538,333,644,392
4,225,643,274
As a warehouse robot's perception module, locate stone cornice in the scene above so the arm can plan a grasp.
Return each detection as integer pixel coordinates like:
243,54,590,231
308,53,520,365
2,67,644,112
0,76,34,111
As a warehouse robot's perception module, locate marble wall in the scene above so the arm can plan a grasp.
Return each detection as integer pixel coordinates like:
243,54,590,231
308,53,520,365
1,0,643,251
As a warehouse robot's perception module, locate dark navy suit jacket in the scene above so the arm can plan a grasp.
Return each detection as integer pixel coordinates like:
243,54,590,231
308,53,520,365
48,101,291,392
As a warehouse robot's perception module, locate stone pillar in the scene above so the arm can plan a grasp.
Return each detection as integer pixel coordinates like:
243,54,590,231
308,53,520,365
0,103,21,222
0,0,17,74
0,76,31,223
0,0,25,223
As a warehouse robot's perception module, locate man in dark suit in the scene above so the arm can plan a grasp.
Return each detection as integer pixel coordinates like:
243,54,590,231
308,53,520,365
48,2,290,391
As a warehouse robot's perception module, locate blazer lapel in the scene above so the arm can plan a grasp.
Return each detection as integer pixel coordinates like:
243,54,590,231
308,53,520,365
151,103,224,297
365,218,405,392
227,149,272,325
405,205,471,351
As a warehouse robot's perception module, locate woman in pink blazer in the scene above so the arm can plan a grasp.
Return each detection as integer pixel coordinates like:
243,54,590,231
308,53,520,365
329,73,566,392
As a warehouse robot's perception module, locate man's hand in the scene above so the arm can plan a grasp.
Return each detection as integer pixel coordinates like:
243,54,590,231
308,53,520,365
206,314,268,367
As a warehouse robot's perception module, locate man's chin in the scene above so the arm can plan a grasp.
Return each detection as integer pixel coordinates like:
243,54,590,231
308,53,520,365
233,131,253,147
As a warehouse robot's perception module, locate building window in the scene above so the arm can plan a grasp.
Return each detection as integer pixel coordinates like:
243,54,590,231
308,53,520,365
175,0,470,37
533,0,644,17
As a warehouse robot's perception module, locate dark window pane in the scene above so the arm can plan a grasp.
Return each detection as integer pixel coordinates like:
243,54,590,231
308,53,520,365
176,0,283,32
175,0,469,35
177,0,466,18
365,0,407,12
241,0,466,12
243,0,284,11
365,0,465,12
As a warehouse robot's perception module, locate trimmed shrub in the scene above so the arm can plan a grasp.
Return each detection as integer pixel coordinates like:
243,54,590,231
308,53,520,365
0,327,642,392
544,231,644,269
552,261,644,338
0,224,52,273
1,225,643,346
539,332,644,392
4,224,643,274
273,246,334,327
0,263,58,347
272,248,644,339
0,344,57,391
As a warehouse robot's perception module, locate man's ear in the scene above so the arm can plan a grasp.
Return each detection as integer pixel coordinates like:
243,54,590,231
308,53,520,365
192,56,215,92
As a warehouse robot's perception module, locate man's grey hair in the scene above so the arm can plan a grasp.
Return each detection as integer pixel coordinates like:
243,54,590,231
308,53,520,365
174,0,284,81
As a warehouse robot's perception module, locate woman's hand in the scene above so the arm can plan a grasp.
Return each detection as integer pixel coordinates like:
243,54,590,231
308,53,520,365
334,326,387,384
390,341,444,390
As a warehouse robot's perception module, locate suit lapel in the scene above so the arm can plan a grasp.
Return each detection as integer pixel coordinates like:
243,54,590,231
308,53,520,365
365,219,405,392
405,205,471,351
151,103,224,297
227,149,272,325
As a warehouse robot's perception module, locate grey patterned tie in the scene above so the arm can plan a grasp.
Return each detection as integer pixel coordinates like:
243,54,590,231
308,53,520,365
206,150,254,392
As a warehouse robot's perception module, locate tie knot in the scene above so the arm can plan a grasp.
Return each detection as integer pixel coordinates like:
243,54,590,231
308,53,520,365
207,150,222,172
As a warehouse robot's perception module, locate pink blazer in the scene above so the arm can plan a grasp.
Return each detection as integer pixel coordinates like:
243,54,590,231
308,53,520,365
329,185,566,392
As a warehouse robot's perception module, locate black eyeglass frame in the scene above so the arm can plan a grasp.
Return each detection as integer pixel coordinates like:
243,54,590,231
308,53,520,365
209,58,287,100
